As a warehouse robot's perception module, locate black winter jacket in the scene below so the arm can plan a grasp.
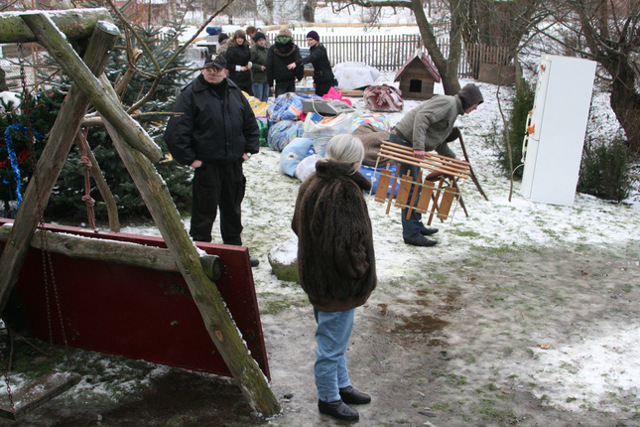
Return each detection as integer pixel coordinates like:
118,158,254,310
165,75,259,165
299,43,334,84
266,41,304,87
225,40,252,90
292,161,377,312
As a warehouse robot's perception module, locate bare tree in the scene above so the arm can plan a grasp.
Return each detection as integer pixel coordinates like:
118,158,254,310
331,0,464,93
539,0,640,154
303,0,318,22
461,0,544,77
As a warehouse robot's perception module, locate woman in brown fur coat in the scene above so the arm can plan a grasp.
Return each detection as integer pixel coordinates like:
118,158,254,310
292,134,377,422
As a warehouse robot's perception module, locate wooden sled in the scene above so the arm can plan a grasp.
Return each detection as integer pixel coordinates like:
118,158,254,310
0,218,270,381
372,141,471,225
0,371,80,420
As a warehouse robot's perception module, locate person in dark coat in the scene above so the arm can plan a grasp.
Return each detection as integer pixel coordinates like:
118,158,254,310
297,30,336,96
266,28,304,97
391,83,484,247
217,33,229,55
224,29,253,95
165,54,260,265
292,134,377,422
250,31,269,102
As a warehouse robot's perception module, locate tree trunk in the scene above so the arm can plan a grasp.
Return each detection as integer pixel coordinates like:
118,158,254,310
303,0,317,22
0,21,118,314
609,64,640,155
410,0,461,94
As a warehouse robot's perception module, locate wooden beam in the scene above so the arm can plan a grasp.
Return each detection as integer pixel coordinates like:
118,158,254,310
0,224,222,281
103,114,281,417
0,21,118,315
0,8,112,43
20,13,162,163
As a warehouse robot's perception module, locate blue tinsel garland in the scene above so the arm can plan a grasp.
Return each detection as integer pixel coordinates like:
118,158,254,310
3,124,44,208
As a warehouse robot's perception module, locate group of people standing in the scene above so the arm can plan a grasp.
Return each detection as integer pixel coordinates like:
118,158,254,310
215,28,336,102
165,33,483,419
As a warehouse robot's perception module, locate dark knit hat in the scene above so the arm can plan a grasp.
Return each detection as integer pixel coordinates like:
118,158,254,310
204,54,227,70
306,30,320,41
218,33,229,43
253,31,266,42
457,83,484,110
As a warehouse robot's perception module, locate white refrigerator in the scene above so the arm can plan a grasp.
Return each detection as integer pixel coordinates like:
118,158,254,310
521,55,597,206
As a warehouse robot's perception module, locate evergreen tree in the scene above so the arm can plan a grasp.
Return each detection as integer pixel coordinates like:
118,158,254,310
45,22,196,224
0,90,62,217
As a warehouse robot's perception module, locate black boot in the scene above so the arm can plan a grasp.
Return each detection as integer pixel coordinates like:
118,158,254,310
419,225,439,236
339,386,371,404
404,236,437,247
318,399,359,421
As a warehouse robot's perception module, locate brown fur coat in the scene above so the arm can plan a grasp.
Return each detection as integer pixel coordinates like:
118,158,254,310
292,160,377,312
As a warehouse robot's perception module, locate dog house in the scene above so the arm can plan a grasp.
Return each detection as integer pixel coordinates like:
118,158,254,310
394,50,441,100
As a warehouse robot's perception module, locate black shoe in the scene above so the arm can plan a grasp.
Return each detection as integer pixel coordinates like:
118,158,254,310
404,236,437,247
339,386,371,404
318,399,359,421
250,257,260,267
419,225,439,236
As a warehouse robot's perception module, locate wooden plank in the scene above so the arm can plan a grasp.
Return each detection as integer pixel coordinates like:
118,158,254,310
415,180,435,214
374,168,392,203
378,142,471,179
0,372,80,420
0,224,222,281
437,186,457,220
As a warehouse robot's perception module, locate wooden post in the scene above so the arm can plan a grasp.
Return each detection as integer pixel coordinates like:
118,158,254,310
0,21,119,314
0,8,112,43
19,13,162,163
103,115,281,417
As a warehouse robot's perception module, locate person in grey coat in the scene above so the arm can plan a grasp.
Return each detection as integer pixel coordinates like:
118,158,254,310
390,83,484,247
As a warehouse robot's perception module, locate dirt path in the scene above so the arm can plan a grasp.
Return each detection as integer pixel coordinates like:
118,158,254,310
3,243,638,426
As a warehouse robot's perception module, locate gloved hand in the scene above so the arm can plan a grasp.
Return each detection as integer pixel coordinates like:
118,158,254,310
445,127,461,142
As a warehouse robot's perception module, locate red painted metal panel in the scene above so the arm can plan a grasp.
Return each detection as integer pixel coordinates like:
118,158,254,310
0,218,269,380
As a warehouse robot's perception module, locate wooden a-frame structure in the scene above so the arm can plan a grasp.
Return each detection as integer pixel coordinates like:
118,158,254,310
0,9,280,418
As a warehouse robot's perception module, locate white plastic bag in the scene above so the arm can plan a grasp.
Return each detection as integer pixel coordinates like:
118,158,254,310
302,112,357,156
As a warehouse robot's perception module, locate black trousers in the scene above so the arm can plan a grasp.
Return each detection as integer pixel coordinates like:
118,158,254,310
190,160,246,245
315,79,336,97
275,80,296,97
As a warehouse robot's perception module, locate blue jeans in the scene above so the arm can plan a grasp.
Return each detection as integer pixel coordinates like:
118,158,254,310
314,308,354,403
252,82,269,102
389,133,424,241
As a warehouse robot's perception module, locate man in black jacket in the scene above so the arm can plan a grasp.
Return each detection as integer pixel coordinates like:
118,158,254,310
165,54,260,264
